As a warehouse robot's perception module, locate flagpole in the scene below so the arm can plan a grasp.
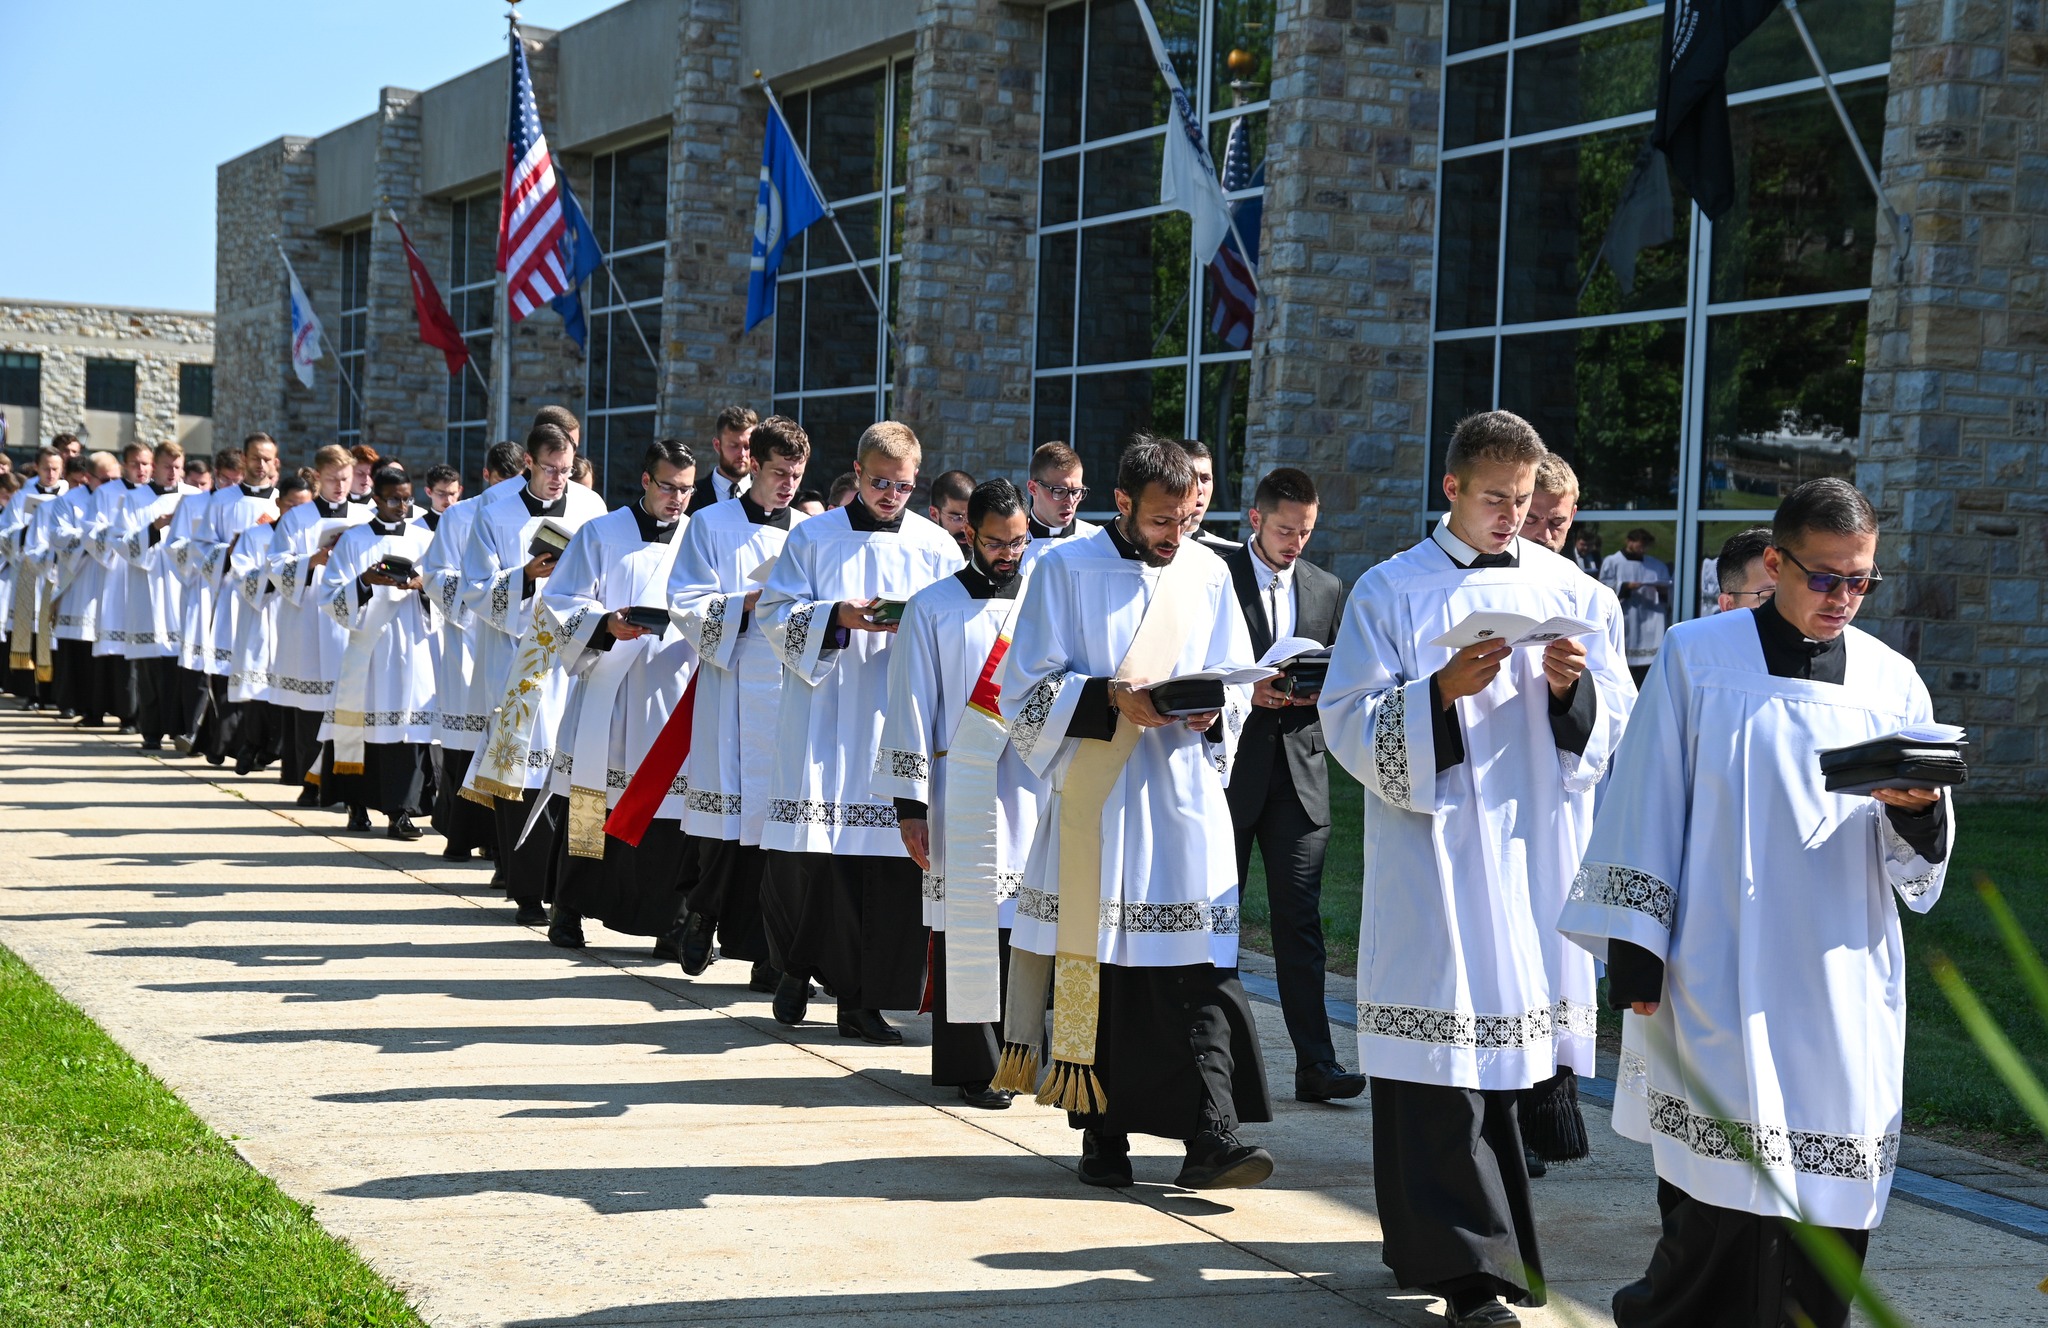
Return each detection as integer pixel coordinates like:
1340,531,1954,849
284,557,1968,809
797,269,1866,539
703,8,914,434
272,236,362,415
602,265,663,380
1780,0,1910,261
496,6,520,446
753,75,898,349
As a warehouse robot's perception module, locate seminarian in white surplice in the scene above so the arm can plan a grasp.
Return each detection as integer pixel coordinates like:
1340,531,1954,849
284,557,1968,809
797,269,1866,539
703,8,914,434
1560,478,1953,1328
996,436,1276,1192
1320,411,1634,1326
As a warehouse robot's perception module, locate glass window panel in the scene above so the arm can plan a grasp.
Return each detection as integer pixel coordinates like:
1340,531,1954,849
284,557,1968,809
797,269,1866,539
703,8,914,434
1034,373,1073,449
1729,0,1895,94
1444,54,1507,150
85,359,137,413
1428,337,1496,506
608,249,665,306
612,141,669,251
1710,84,1884,303
595,409,655,510
1198,358,1252,502
826,200,883,265
893,61,913,191
1701,303,1863,505
1042,155,1081,227
803,269,882,391
1696,518,1779,615
178,364,213,417
587,318,613,414
605,311,659,409
1448,0,1510,53
465,198,497,286
1036,230,1078,369
1085,0,1169,142
1071,364,1187,495
1084,134,1165,218
799,392,882,471
1209,0,1276,110
774,279,804,392
1435,153,1502,331
1499,318,1683,508
811,70,884,202
1517,0,1653,36
0,352,40,408
1509,18,1660,136
1044,2,1086,151
891,192,906,258
1076,210,1190,365
1208,111,1267,186
1504,128,1688,324
1571,518,1678,595
884,258,900,383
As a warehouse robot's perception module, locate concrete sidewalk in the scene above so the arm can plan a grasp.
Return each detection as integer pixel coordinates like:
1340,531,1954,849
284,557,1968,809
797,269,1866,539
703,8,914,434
0,709,2040,1327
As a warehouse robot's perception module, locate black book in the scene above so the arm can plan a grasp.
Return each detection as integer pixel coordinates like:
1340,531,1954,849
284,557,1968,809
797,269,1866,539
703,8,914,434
528,520,573,559
620,604,670,634
370,554,416,582
1817,732,1969,795
1148,677,1226,717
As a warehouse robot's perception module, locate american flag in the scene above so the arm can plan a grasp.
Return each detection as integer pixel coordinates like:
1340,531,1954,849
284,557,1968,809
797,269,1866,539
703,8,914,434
1207,115,1261,350
497,30,569,322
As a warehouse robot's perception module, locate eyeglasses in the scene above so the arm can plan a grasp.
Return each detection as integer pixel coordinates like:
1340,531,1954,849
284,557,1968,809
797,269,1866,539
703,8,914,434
976,535,1030,555
1036,482,1088,503
533,462,573,480
1777,546,1881,597
1723,588,1775,603
866,475,916,496
650,477,692,498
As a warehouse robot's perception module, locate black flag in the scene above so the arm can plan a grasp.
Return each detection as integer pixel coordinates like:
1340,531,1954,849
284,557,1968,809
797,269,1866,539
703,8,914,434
1579,140,1676,304
1652,0,1779,220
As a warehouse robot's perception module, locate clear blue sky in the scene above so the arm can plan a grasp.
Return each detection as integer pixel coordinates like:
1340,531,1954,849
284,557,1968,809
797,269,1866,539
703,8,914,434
0,0,622,313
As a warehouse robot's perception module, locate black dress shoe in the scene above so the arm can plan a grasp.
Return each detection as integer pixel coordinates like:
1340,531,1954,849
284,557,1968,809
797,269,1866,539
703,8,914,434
205,753,226,767
957,1082,1014,1110
117,722,136,736
1175,1131,1275,1190
771,972,812,1026
1295,1060,1369,1103
512,898,548,926
74,717,103,728
1445,1293,1520,1326
172,734,196,755
345,806,372,832
1523,1147,1547,1179
441,844,472,863
548,910,586,949
58,708,76,720
138,739,163,752
1078,1129,1133,1188
651,928,682,963
387,814,423,841
749,961,780,994
479,843,497,860
295,785,319,806
837,1007,903,1045
676,910,717,976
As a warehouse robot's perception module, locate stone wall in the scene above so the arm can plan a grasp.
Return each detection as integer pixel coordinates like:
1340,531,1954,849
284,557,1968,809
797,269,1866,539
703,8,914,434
0,301,214,453
1857,0,2048,796
361,88,452,471
1243,0,1441,585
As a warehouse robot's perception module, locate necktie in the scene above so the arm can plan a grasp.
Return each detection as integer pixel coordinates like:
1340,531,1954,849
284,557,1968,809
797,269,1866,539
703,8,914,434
1267,574,1282,639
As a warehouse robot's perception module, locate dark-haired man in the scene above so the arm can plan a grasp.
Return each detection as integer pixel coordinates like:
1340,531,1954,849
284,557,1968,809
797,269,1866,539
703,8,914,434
1222,467,1361,1104
1562,478,1952,1328
271,445,370,797
1708,525,1774,616
668,417,812,987
875,478,1044,1109
41,452,117,724
998,435,1273,1191
1321,410,1635,1326
541,439,698,950
113,441,199,751
926,469,976,556
533,404,581,449
1,447,68,705
461,423,608,924
1173,437,1238,552
226,470,305,775
422,465,463,526
1023,442,1096,548
1600,527,1670,685
689,406,757,514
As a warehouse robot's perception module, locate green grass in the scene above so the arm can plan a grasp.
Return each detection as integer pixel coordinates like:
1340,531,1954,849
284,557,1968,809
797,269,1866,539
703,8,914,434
1246,773,2048,1145
0,945,423,1328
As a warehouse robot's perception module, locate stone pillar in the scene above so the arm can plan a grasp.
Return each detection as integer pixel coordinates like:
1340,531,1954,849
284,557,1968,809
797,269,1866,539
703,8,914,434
1858,0,2048,795
892,0,1044,478
216,136,334,467
1244,0,1440,583
659,0,771,450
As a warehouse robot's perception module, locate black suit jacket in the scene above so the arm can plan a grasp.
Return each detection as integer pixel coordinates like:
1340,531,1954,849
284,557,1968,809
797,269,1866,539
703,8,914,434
1223,542,1345,828
686,469,745,516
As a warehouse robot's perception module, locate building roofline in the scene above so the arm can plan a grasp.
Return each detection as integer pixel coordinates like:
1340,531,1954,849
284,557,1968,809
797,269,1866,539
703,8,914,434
0,297,216,320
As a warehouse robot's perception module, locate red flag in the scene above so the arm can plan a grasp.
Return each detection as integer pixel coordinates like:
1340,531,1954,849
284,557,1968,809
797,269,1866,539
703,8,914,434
392,214,469,376
603,672,700,848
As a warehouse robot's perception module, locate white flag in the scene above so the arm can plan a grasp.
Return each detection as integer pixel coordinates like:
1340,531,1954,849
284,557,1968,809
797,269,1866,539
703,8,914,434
1132,0,1234,266
279,247,324,389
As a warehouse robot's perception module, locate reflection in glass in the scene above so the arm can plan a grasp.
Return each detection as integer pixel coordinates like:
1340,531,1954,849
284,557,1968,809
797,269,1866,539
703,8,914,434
1207,112,1268,184
1036,230,1078,369
1701,304,1863,504
1042,155,1080,227
810,70,884,202
1084,135,1165,218
1509,18,1660,136
610,140,669,251
1076,211,1190,365
1504,128,1687,324
609,249,664,306
804,270,882,391
893,63,913,192
1448,0,1509,53
1712,85,1884,303
1085,0,1168,142
1445,55,1507,151
1045,3,1086,150
1516,0,1653,37
594,409,655,508
1198,359,1252,501
798,392,882,471
774,279,804,389
1073,366,1188,496
1499,319,1683,508
1034,375,1073,449
1208,0,1275,110
1436,153,1502,331
1728,0,1896,93
1428,337,1495,506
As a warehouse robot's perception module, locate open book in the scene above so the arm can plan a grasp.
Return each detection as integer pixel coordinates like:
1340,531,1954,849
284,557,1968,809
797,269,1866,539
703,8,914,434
313,515,369,551
1428,611,1602,651
528,519,575,559
1147,664,1277,716
745,554,779,586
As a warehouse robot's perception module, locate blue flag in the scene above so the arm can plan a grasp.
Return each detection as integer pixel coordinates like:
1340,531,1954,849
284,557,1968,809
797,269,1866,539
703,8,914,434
549,174,606,350
745,105,828,332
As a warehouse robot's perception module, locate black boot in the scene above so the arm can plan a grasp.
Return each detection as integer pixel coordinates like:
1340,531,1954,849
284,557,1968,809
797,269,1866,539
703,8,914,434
512,897,547,926
1174,1131,1275,1190
1078,1129,1133,1188
548,907,586,949
676,910,717,976
345,805,372,832
836,1005,903,1046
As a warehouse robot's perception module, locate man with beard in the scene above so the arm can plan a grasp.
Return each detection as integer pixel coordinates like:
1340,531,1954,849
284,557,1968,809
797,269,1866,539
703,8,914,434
996,436,1273,1191
269,446,371,800
756,420,963,1043
874,478,1044,1109
665,417,811,988
687,406,756,515
925,469,975,557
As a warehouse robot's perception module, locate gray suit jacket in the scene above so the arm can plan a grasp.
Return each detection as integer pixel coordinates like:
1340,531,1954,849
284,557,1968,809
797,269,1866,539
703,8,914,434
1223,542,1345,828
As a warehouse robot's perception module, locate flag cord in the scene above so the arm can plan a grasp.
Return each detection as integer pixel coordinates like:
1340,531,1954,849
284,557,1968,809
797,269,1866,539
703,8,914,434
1780,0,1911,262
602,264,663,379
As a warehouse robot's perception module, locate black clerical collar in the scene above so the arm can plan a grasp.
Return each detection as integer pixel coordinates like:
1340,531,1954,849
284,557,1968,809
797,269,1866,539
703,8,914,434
957,557,1020,600
740,494,792,529
346,492,370,505
844,496,904,534
422,510,441,533
150,481,176,496
1103,518,1145,563
632,502,679,544
1752,595,1845,684
1431,520,1519,570
122,478,140,490
519,485,567,518
313,496,348,518
1029,513,1076,540
36,483,60,496
241,483,275,499
369,517,406,536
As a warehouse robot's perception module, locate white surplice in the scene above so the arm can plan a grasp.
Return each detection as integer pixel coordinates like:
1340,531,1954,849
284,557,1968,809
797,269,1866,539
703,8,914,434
1018,516,1099,575
88,481,144,657
189,487,280,681
315,520,437,746
418,494,491,753
42,484,103,644
114,482,198,661
666,497,805,844
0,482,65,645
997,529,1253,969
872,571,1042,931
269,498,372,712
540,506,694,812
1599,549,1672,666
228,520,285,703
1558,611,1952,1229
756,507,964,856
1319,529,1634,1091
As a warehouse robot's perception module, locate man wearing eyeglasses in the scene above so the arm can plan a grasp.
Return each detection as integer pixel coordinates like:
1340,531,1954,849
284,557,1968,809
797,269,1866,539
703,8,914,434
459,421,610,926
1708,526,1775,616
874,478,1045,1109
1561,477,1951,1328
756,420,964,1045
1021,441,1097,559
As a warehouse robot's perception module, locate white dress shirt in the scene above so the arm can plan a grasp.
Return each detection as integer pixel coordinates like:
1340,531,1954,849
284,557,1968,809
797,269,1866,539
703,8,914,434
1246,537,1296,642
